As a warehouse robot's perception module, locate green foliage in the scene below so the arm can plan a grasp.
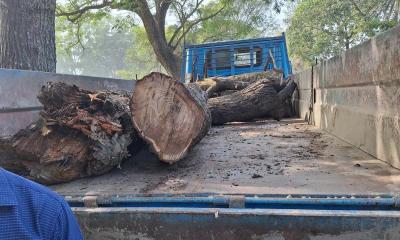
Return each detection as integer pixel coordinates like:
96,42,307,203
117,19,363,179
287,0,363,67
287,0,399,68
116,27,164,79
56,15,160,79
183,0,280,44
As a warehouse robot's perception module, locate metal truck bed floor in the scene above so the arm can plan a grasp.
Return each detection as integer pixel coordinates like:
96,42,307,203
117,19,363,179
52,119,400,197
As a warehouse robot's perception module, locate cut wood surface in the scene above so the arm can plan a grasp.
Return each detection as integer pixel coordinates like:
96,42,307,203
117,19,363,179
208,79,297,125
130,72,211,164
3,82,142,184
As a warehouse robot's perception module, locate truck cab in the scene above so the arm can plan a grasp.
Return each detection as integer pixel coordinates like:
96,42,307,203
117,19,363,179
180,33,292,82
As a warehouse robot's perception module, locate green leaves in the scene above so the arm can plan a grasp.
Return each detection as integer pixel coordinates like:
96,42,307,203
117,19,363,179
183,0,282,44
287,0,399,69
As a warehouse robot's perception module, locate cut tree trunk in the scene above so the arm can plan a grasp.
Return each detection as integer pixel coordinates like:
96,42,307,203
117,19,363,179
2,82,142,184
197,71,282,91
208,79,297,125
205,78,250,98
130,72,211,164
0,0,56,72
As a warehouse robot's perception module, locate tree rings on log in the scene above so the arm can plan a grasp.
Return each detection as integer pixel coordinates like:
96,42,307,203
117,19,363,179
130,72,211,163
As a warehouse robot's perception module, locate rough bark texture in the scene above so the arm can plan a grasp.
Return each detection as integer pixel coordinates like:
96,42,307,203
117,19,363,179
208,79,297,125
136,1,181,80
198,71,282,91
205,79,250,98
2,82,142,184
130,72,211,163
0,137,26,175
269,79,298,120
0,0,56,72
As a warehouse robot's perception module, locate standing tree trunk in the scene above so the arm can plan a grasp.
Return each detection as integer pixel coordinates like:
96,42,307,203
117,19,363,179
0,0,56,72
136,3,181,80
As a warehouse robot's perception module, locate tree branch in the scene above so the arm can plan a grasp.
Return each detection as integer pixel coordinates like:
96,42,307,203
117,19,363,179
155,0,173,41
172,5,225,50
56,0,114,23
168,0,205,47
349,0,366,17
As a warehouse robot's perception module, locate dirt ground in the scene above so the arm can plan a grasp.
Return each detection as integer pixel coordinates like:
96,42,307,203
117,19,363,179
52,119,400,197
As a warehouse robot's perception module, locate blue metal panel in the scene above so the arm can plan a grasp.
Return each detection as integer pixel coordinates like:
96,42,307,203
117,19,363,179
70,194,400,239
68,194,400,211
181,34,293,82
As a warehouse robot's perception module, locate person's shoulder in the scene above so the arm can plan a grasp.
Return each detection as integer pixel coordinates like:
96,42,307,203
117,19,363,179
2,169,83,239
3,169,67,211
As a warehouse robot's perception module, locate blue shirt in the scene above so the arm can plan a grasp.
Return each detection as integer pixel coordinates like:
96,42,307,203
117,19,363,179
0,168,83,240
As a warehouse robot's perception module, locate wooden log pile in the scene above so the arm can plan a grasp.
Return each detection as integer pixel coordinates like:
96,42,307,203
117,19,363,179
0,71,297,184
208,78,296,125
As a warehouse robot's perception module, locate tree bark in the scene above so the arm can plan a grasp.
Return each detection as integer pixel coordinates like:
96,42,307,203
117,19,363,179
0,137,26,175
0,0,56,72
208,79,297,125
130,72,211,164
1,82,143,184
136,2,181,80
205,78,250,98
198,71,282,91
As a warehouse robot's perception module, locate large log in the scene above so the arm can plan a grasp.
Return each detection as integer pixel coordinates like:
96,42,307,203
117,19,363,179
205,78,250,98
1,83,143,184
197,71,282,91
208,79,297,125
130,72,211,164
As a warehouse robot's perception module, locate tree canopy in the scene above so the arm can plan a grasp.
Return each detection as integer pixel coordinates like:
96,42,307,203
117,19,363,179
56,0,291,79
56,0,290,79
287,0,398,69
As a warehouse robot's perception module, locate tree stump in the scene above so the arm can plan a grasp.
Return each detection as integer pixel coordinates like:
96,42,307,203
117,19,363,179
2,82,143,184
130,72,211,164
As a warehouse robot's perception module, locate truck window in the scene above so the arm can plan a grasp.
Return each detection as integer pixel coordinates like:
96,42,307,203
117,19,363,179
206,49,231,70
215,49,230,69
206,47,262,70
234,47,262,67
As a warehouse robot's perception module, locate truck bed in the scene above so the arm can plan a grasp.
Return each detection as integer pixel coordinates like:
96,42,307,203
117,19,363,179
52,119,400,197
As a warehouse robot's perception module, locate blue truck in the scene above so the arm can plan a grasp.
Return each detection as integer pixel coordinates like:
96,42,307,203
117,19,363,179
180,33,292,82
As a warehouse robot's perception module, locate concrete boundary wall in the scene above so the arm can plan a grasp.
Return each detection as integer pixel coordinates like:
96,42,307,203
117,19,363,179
0,69,135,136
293,25,400,168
